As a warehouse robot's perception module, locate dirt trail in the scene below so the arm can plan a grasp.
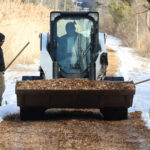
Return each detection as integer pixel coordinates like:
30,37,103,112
1,2,150,150
0,111,150,150
0,48,150,150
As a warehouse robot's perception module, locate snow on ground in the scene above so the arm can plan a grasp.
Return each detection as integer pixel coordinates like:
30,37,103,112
107,35,150,129
0,61,40,122
0,35,150,129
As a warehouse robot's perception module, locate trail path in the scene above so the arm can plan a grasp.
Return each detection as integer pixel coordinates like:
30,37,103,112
2,2,150,149
0,47,150,150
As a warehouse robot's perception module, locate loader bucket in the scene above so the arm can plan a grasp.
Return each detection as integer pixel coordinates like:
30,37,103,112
16,78,135,120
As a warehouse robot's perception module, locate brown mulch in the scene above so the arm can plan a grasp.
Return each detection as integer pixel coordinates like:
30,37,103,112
0,111,150,150
16,78,135,91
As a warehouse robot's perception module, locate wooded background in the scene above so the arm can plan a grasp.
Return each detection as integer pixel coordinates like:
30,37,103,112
0,0,150,58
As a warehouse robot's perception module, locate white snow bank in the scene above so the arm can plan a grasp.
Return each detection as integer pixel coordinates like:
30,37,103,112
0,104,19,122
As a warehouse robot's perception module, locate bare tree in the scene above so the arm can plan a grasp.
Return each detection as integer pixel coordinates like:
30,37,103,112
55,0,58,10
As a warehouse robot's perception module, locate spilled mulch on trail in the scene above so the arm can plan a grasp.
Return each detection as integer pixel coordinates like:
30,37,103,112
0,111,150,150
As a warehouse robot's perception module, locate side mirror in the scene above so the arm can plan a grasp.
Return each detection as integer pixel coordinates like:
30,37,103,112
100,52,108,65
104,33,107,44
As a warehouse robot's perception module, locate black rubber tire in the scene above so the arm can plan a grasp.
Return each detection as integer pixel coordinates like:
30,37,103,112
20,107,45,120
100,107,128,120
39,67,45,79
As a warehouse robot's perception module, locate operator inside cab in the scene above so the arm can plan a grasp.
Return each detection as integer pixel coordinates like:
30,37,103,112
57,22,90,73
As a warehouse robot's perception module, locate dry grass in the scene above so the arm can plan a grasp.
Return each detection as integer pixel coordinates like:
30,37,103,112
0,0,51,67
106,46,120,76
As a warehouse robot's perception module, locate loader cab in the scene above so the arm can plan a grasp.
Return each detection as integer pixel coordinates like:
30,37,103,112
49,12,99,79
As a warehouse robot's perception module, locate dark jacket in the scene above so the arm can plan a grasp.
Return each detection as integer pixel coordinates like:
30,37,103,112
0,47,5,72
57,32,90,72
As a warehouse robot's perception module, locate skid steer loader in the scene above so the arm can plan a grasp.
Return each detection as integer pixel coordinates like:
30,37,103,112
16,11,135,120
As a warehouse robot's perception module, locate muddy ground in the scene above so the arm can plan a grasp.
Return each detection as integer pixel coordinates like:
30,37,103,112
0,50,150,150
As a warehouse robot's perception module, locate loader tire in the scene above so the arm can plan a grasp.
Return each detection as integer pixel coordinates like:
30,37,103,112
20,107,45,120
101,107,128,120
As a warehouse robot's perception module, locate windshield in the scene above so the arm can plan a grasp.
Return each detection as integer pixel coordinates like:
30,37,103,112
54,17,93,73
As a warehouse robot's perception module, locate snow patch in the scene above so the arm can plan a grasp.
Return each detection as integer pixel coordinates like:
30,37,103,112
0,64,39,122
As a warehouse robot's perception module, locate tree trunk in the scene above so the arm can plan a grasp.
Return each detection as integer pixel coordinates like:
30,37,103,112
55,0,58,10
135,0,139,42
136,14,139,42
146,11,150,31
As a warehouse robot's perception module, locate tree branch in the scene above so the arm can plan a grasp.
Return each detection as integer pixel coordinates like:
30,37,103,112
136,9,150,14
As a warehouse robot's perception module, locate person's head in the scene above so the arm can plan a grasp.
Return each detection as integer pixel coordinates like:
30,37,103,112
65,22,76,36
0,33,5,47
